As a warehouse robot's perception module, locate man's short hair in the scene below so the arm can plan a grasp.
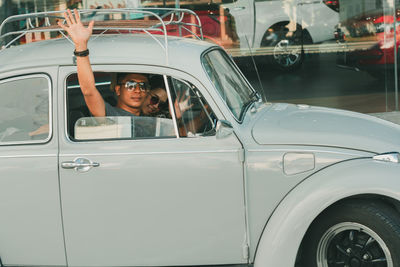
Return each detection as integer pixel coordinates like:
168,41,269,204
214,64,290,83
116,73,146,84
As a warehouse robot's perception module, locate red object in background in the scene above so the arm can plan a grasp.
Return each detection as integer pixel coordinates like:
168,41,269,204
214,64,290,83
323,0,339,12
337,11,400,76
162,5,238,47
363,14,400,65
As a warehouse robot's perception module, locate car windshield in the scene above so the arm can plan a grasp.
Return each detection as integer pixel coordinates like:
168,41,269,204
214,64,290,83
202,49,257,121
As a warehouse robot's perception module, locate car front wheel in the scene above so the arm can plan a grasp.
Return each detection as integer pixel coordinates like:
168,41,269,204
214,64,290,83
261,25,310,72
302,200,400,267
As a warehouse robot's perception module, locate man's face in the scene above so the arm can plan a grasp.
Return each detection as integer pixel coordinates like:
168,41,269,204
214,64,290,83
115,74,149,111
142,88,168,115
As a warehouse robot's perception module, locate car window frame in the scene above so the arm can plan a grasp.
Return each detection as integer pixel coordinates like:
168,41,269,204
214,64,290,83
167,76,218,137
62,66,221,143
64,71,180,142
201,46,257,124
0,73,53,146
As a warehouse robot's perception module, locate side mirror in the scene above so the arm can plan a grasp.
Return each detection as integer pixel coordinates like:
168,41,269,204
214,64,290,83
216,120,234,139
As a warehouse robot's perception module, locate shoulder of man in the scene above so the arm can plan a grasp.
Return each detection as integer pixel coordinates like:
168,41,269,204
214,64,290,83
104,102,133,117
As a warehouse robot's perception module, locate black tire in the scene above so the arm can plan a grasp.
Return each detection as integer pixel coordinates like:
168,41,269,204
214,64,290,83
302,200,400,267
260,24,310,72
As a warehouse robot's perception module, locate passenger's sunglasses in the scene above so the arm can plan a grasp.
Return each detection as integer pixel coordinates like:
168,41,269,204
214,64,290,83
150,94,168,109
123,80,149,92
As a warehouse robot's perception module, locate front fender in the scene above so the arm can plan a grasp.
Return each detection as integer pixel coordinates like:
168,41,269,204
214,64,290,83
253,158,400,267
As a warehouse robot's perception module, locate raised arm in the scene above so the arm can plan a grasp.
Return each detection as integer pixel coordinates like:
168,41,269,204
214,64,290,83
58,9,106,117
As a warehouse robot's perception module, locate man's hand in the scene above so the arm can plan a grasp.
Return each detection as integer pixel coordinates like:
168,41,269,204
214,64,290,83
58,9,105,117
57,9,94,50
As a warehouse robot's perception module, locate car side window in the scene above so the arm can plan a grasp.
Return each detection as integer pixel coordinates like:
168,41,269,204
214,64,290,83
0,75,51,144
67,72,116,140
66,72,216,141
67,72,176,141
168,78,217,137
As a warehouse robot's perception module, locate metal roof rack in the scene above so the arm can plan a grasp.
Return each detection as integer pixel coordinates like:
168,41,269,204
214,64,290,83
0,8,204,64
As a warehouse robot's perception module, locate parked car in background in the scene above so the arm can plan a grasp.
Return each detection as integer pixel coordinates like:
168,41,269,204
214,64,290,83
1,8,400,267
335,10,400,78
125,0,339,71
223,0,339,71
139,1,239,47
3,0,339,72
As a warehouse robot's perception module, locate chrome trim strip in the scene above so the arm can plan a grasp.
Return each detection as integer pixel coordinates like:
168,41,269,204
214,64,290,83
0,154,56,158
247,146,376,156
247,148,367,155
60,149,241,157
67,81,111,89
373,152,400,163
164,75,180,138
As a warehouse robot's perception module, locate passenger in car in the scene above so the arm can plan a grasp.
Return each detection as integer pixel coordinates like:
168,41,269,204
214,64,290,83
141,76,169,117
141,87,169,117
141,79,193,123
58,9,148,117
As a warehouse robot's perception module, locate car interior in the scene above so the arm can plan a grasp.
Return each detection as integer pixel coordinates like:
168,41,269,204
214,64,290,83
66,72,217,141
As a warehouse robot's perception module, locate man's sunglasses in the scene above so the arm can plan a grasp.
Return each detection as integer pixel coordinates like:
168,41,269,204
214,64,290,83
123,80,149,92
150,94,168,109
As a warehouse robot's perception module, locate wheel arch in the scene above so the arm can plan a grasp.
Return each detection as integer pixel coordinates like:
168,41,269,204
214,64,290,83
253,158,400,267
296,194,400,264
313,193,400,222
259,21,313,47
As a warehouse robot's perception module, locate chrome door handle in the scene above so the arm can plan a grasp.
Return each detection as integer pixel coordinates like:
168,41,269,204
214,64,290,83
61,162,100,168
61,157,100,172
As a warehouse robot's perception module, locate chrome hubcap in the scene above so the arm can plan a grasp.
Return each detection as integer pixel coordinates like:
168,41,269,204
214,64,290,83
273,39,301,67
317,222,393,267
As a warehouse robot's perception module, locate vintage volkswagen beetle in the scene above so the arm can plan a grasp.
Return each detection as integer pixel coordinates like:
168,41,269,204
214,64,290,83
0,8,400,267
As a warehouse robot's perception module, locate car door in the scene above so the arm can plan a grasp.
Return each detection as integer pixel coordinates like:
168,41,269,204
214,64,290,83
297,0,339,43
57,66,247,266
0,71,66,266
253,0,302,48
223,0,255,48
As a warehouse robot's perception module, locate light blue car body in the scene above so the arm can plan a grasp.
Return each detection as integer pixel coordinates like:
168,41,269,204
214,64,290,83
0,34,399,267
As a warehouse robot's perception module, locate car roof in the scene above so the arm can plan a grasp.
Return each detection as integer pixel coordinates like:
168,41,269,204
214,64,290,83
0,34,217,73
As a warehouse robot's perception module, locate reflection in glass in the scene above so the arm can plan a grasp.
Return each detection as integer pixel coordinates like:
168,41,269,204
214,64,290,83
334,0,399,115
74,116,175,140
168,78,217,137
0,77,50,143
2,0,400,123
202,49,256,120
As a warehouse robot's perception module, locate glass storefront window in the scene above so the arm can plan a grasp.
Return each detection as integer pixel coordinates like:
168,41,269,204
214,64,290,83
1,0,399,124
